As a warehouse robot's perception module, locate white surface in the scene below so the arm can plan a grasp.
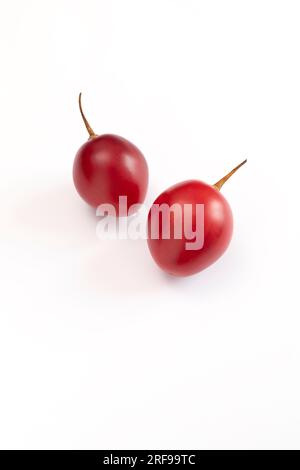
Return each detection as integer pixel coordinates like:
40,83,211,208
0,0,300,450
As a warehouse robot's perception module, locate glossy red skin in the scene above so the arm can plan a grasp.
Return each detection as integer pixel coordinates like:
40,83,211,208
73,134,148,215
147,180,233,276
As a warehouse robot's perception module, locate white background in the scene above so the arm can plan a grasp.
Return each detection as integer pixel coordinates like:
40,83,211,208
0,0,300,450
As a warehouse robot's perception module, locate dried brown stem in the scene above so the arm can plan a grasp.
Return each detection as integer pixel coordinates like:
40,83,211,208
78,93,97,138
213,159,247,191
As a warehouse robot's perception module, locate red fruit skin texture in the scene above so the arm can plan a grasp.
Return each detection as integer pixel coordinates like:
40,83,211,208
73,134,148,215
147,180,233,276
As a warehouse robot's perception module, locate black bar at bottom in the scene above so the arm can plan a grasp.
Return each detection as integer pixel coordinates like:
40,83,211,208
0,450,299,466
